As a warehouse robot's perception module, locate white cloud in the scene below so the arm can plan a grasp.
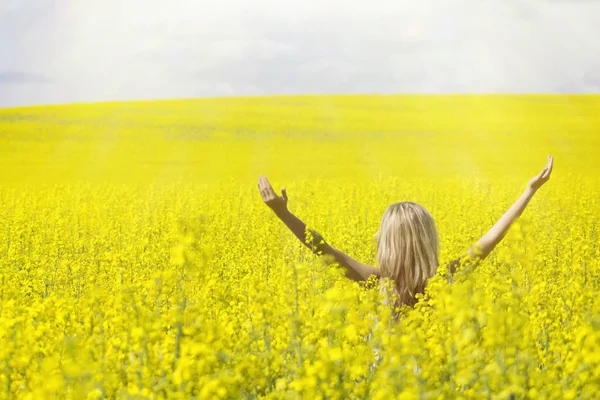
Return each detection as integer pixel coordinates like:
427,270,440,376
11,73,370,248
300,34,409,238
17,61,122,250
1,0,599,107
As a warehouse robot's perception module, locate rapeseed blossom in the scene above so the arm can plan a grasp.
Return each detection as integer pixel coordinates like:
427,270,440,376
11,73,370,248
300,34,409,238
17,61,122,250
0,95,599,398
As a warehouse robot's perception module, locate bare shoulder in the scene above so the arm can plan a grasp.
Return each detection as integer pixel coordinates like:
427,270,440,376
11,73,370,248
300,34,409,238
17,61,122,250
446,254,481,276
327,246,380,281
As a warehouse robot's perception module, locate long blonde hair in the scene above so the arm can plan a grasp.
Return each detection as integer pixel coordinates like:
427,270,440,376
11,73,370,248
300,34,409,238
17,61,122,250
376,202,439,310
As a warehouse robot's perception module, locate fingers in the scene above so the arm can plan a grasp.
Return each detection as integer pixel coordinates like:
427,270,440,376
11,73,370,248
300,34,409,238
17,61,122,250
263,176,278,197
258,176,265,197
533,155,552,180
535,166,546,181
258,175,279,200
281,188,288,202
542,155,554,180
258,175,270,190
258,175,272,193
259,187,269,198
258,186,270,201
258,175,270,200
258,175,269,189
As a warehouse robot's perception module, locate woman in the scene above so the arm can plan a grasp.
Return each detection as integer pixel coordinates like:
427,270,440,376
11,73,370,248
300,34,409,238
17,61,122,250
258,156,554,311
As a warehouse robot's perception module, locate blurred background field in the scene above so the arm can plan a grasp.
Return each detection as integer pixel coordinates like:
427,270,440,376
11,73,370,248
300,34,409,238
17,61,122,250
1,95,599,398
2,95,599,184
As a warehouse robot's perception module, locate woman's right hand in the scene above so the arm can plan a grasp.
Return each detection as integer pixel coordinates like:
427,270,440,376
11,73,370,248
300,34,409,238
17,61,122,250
258,175,288,216
527,155,554,192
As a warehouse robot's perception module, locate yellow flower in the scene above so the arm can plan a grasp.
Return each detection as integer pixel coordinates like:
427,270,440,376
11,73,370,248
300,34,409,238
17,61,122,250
1,95,598,398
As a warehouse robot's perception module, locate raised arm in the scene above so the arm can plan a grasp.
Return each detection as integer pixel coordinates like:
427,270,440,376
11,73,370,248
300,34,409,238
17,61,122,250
258,175,379,281
452,156,554,272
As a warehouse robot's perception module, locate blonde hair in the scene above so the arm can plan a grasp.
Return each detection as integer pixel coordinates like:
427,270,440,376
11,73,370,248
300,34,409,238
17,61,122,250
376,202,439,310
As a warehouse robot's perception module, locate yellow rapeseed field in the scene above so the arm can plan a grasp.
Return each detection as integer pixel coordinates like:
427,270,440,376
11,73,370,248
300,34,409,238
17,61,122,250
1,95,599,399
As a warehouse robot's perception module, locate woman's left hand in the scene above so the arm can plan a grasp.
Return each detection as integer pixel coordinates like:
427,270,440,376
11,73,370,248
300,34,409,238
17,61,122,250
258,175,288,216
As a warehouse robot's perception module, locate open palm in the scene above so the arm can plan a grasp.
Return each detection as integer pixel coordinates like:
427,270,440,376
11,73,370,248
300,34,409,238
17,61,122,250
528,155,554,191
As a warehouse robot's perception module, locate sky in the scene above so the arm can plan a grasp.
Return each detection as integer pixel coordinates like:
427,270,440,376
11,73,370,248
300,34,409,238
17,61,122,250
1,0,599,107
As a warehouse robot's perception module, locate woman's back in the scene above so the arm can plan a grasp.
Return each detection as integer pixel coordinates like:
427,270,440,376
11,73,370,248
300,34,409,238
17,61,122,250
258,155,554,309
